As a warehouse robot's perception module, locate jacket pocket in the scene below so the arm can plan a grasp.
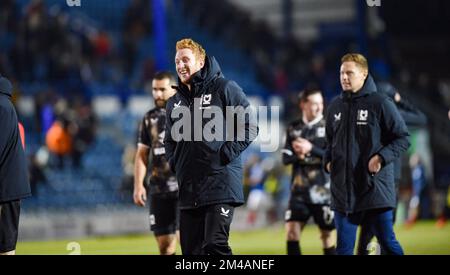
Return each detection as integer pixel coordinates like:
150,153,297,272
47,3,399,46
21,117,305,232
195,141,225,171
354,170,375,196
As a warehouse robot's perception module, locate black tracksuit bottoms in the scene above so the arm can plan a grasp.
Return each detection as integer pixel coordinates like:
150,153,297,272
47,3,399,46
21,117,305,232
180,203,235,255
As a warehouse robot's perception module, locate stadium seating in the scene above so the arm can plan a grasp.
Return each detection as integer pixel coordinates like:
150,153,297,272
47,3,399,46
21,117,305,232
16,0,276,211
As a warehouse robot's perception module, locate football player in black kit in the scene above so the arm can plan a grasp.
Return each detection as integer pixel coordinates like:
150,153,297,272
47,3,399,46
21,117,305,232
282,88,336,255
133,71,179,255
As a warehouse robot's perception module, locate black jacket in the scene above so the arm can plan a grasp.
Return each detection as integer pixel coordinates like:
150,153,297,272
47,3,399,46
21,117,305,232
0,76,31,203
324,75,410,214
165,56,258,209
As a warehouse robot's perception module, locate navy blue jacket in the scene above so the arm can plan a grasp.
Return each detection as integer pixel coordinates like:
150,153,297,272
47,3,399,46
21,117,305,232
0,76,31,203
324,75,410,213
164,56,258,209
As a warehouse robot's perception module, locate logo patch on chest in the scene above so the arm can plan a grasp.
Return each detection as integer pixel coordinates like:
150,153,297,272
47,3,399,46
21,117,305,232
357,109,369,125
316,127,325,138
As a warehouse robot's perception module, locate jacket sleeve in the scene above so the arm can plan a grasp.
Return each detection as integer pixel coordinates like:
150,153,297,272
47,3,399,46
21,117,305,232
219,81,259,165
323,111,333,173
281,127,298,165
310,145,325,158
0,107,13,158
377,97,410,166
396,99,428,128
164,102,177,173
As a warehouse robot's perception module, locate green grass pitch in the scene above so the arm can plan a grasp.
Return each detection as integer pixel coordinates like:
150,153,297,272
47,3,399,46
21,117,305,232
16,221,449,255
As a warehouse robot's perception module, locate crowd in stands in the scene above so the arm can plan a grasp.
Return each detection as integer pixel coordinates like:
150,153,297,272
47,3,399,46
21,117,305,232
0,0,448,224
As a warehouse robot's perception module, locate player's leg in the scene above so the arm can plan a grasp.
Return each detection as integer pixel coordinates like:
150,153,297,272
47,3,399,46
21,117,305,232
155,234,177,255
284,202,309,255
367,208,404,255
356,222,375,255
150,193,179,255
0,200,21,255
202,203,235,255
179,207,205,255
246,189,263,226
334,211,361,255
311,204,336,255
285,221,305,255
319,229,336,255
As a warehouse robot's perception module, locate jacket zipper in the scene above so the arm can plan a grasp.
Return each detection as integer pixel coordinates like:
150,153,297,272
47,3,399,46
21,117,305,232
345,96,353,215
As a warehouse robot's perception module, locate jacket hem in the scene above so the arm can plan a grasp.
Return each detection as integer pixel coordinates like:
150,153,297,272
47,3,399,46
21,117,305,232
0,192,32,203
179,199,244,210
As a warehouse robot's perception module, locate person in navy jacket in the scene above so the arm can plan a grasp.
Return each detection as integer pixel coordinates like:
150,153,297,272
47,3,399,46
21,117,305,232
0,75,31,255
324,54,410,255
165,38,257,255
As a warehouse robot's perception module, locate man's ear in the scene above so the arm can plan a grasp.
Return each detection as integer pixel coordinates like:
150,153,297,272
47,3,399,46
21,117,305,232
363,69,369,79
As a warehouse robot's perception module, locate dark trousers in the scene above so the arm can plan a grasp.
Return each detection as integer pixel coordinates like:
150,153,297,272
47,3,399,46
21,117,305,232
357,185,399,255
335,208,404,255
180,203,234,255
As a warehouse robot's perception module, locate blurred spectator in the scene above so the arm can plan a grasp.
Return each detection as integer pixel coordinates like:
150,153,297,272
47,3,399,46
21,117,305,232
0,0,19,33
69,100,97,168
405,154,427,227
122,0,152,74
45,118,73,169
120,144,136,198
435,185,450,229
124,0,152,37
18,122,25,149
244,154,272,227
34,89,57,140
270,164,292,222
28,153,48,196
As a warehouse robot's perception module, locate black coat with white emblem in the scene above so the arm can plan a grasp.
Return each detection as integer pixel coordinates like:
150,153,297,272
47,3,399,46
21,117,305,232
165,56,258,209
324,75,410,214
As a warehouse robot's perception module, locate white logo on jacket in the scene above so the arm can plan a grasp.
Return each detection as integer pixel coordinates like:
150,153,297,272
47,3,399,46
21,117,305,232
201,94,212,105
292,129,302,138
220,207,230,217
358,110,368,121
317,127,326,138
334,112,341,122
173,100,181,110
357,110,369,125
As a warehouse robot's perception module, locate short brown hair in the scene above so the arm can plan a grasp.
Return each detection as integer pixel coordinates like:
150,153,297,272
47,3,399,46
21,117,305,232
153,71,176,85
298,88,322,103
176,38,206,63
341,53,368,72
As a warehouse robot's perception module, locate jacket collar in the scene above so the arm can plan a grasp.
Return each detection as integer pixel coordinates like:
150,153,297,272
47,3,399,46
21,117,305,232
0,75,12,97
340,74,377,100
175,55,223,99
302,114,323,127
